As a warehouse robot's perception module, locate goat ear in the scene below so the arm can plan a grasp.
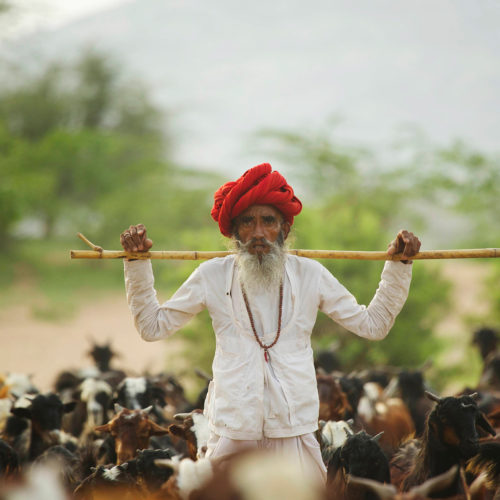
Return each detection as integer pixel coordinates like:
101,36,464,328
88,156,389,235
11,407,32,420
477,412,496,437
148,421,170,436
63,401,77,414
168,424,185,438
94,423,111,433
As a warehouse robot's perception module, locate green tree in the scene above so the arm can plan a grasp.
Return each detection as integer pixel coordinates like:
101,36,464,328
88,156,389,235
0,50,165,240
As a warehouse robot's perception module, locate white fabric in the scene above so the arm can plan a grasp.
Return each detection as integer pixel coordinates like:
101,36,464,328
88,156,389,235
205,431,327,485
124,255,412,440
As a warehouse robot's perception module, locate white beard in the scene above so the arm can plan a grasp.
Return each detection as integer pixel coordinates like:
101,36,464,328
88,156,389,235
234,237,287,294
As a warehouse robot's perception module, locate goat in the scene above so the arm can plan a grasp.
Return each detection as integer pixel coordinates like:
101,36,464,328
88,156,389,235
73,463,140,500
358,382,415,458
338,374,365,421
9,392,77,460
317,373,352,422
467,441,500,499
169,409,210,460
318,419,354,464
0,438,20,479
395,371,434,438
114,376,170,423
94,404,170,464
326,429,390,500
392,391,496,496
473,327,499,362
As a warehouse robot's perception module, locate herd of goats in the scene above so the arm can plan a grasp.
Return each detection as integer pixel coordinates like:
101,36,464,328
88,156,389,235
1,326,500,499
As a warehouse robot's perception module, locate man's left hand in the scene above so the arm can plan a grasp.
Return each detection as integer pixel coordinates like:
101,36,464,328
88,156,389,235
387,230,421,264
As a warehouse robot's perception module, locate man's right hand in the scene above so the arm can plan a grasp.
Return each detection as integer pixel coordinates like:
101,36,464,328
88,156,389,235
120,224,153,255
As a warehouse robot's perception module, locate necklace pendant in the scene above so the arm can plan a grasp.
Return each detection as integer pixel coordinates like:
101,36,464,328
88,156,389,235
264,350,269,363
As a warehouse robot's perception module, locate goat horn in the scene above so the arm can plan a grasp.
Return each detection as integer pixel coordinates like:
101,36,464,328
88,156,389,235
114,403,125,413
411,465,459,497
425,390,442,403
154,458,179,471
174,412,191,421
468,392,479,400
344,427,354,438
371,431,384,442
347,475,397,499
195,368,212,381
141,405,153,414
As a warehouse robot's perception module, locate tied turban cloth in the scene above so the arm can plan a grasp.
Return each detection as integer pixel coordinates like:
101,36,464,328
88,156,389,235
211,163,302,237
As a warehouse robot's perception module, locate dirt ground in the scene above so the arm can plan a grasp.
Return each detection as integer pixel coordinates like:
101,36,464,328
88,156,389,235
0,294,185,393
0,261,491,394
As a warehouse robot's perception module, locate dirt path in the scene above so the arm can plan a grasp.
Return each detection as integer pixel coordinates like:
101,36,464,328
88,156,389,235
0,294,184,392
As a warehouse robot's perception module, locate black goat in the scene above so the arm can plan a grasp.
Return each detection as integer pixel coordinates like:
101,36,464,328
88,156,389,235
394,391,495,496
396,370,433,437
326,430,390,500
10,393,77,460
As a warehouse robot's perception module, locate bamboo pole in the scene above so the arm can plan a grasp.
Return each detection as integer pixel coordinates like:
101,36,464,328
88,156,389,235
71,233,499,261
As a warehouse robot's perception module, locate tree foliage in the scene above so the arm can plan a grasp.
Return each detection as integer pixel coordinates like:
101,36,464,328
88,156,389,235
0,50,167,242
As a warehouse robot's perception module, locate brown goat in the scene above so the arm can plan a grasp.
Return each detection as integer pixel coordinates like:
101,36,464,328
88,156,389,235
317,373,352,422
94,404,170,464
359,382,415,458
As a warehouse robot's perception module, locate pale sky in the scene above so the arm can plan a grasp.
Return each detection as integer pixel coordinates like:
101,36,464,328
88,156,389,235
3,0,500,178
2,0,130,38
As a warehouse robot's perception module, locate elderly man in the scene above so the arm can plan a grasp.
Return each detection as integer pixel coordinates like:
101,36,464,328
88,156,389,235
120,163,420,483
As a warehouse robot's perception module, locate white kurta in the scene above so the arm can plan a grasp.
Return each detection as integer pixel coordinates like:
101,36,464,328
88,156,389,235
124,255,412,439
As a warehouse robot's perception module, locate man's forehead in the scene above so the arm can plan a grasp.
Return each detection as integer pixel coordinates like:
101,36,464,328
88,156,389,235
237,204,283,219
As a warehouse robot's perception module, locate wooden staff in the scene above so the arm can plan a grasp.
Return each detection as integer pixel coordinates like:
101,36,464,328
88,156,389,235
71,233,499,261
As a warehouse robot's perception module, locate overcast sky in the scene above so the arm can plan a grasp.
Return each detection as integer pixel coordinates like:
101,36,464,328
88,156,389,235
2,0,130,38
3,0,500,177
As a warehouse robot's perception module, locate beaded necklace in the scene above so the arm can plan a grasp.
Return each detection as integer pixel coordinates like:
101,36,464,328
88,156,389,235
241,281,283,362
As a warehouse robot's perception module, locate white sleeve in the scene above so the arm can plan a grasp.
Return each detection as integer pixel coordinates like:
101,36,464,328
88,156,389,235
124,260,206,342
319,261,412,340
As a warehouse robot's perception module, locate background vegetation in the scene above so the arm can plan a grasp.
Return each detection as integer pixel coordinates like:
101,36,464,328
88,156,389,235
1,50,498,395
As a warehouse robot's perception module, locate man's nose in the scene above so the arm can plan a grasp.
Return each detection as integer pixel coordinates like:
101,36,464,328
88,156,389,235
253,220,265,238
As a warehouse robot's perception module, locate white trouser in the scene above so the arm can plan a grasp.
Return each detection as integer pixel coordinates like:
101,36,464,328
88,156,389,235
205,431,327,485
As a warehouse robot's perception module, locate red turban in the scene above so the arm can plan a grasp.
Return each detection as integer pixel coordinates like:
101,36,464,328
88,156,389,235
211,163,302,237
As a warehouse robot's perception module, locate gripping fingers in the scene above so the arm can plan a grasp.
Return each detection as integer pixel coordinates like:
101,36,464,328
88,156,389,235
120,231,134,252
128,225,143,251
120,224,152,253
401,230,421,259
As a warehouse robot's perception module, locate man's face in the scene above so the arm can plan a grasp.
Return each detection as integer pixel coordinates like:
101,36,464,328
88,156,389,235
233,204,290,255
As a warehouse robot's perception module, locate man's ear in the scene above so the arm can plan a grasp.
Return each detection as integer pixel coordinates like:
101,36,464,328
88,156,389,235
282,222,291,240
